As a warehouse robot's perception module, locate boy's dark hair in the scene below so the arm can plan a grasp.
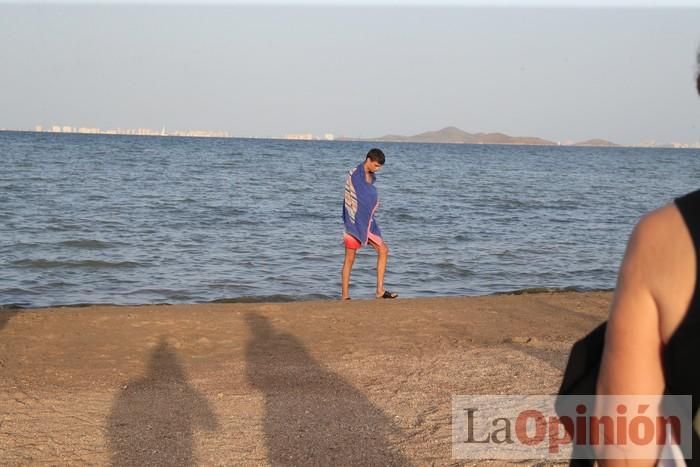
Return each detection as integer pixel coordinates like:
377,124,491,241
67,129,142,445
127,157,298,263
695,49,700,94
697,48,700,95
366,148,385,165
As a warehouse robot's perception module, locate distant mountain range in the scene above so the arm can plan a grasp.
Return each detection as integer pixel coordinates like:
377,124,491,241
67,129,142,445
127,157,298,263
572,138,619,147
339,126,618,147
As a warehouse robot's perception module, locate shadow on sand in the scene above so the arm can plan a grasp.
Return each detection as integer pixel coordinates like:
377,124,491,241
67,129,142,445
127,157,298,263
245,312,412,466
106,337,219,466
0,309,18,331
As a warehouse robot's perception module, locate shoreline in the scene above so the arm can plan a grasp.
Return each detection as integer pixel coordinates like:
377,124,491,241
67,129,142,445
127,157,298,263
0,291,611,465
0,286,615,311
0,287,615,313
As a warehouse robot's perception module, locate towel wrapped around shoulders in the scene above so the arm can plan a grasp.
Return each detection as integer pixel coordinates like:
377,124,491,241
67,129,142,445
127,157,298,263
343,163,381,246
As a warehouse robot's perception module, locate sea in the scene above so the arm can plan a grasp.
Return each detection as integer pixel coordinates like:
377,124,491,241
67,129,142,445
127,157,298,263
2,131,699,308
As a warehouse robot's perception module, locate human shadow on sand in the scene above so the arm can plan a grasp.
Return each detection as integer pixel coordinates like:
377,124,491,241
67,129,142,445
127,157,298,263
0,309,18,331
106,337,219,467
245,312,412,466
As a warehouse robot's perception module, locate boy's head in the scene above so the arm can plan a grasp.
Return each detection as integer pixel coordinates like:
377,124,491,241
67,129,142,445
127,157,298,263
366,148,385,165
365,148,385,173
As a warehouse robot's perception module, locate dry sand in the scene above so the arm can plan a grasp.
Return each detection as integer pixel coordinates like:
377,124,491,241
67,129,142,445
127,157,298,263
0,292,611,466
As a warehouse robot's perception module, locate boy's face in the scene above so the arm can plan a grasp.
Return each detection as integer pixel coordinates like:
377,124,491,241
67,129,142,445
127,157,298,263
366,160,383,173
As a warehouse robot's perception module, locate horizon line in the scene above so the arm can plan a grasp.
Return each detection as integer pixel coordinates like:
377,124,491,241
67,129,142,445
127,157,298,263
3,128,700,150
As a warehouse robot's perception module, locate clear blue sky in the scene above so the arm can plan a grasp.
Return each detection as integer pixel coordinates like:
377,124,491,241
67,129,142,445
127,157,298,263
1,2,699,144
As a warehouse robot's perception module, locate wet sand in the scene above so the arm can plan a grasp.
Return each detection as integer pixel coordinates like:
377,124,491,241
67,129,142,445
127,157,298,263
0,292,611,466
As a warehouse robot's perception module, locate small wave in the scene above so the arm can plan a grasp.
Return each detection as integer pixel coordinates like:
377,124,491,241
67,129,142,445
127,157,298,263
6,241,44,249
492,286,613,296
207,282,256,291
11,259,142,270
0,287,40,295
46,222,86,232
59,239,112,250
43,302,100,308
481,196,532,210
3,301,156,310
2,294,337,309
395,212,425,222
210,293,333,304
435,261,474,277
0,183,23,192
123,288,195,301
493,249,517,258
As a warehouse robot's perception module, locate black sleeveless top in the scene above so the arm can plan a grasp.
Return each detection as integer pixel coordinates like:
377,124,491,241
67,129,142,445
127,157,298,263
663,189,700,464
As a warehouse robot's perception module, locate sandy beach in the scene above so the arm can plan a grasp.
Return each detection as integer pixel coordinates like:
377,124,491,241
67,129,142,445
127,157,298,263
0,292,611,466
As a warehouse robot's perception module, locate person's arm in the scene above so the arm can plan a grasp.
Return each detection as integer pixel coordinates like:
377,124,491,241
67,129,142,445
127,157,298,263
595,211,666,466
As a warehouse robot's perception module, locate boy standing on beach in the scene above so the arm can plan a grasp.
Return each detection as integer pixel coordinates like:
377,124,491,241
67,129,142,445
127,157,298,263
341,148,398,300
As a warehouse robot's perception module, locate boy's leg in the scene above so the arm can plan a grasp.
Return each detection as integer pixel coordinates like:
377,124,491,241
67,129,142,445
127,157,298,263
341,247,357,300
369,239,389,297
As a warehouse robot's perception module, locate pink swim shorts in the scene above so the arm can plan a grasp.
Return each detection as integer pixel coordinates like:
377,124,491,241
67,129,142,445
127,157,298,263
343,232,384,250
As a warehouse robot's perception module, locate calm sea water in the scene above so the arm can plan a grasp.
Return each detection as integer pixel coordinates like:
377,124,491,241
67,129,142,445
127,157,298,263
2,131,699,308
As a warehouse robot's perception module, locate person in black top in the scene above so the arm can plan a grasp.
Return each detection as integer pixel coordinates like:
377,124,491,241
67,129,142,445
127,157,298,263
595,54,700,465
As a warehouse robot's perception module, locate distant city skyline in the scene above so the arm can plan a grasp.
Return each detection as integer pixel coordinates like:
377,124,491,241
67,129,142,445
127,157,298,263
26,124,231,138
1,5,700,145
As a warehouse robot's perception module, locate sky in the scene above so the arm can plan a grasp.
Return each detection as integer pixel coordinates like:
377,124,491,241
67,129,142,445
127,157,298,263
1,2,699,144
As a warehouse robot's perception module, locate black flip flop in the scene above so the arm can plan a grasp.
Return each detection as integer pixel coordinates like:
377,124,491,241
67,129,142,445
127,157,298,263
378,291,398,299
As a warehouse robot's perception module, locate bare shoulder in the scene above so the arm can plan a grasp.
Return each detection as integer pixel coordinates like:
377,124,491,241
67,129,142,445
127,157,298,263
626,203,689,274
629,202,683,244
617,201,694,343
619,203,687,277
